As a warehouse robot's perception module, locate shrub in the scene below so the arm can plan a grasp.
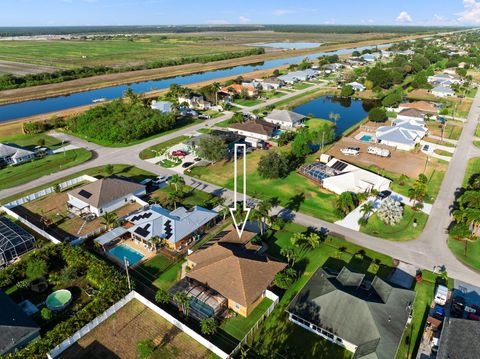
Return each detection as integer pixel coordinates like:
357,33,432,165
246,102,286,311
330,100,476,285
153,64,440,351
377,198,404,225
340,85,354,97
41,308,53,321
258,151,290,179
368,107,387,122
274,268,297,289
200,318,218,336
137,339,155,359
25,259,48,281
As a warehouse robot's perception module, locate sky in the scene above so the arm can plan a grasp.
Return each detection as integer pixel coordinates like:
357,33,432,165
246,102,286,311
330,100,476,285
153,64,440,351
1,0,480,27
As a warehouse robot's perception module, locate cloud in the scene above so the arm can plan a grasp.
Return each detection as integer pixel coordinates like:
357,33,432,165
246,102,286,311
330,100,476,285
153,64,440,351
206,19,229,25
274,9,294,16
239,16,251,24
457,0,480,24
396,11,413,23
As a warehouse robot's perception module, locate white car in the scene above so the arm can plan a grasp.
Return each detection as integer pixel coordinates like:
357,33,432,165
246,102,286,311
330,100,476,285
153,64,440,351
340,147,360,156
152,176,168,186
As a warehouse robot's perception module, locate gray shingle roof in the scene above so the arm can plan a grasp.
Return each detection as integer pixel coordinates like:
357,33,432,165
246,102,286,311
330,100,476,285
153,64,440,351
287,267,415,359
437,318,480,359
265,109,305,124
0,144,34,160
0,290,40,355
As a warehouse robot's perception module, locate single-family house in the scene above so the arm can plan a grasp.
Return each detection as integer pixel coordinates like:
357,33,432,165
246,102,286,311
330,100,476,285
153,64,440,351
264,109,306,129
287,267,415,359
126,204,218,250
392,118,428,137
278,69,318,84
396,108,427,122
220,84,258,98
0,290,40,355
376,126,421,151
381,50,393,57
300,158,391,195
0,144,35,165
437,318,480,359
324,63,343,74
347,82,366,92
431,85,455,98
150,100,173,113
428,73,461,86
183,226,286,317
67,177,146,217
178,94,211,110
360,53,380,62
227,120,277,146
396,49,415,56
398,101,438,115
255,77,284,90
0,217,36,268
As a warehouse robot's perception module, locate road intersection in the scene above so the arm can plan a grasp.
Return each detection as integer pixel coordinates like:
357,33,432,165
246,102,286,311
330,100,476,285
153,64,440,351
1,83,480,285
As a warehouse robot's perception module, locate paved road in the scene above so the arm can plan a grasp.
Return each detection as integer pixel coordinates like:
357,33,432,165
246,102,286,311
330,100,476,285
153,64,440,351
2,82,480,285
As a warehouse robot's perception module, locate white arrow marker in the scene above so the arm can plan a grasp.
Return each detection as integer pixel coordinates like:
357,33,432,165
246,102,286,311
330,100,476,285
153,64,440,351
229,143,251,239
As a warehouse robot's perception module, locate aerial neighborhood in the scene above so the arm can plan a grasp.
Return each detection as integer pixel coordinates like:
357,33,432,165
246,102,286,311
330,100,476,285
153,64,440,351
0,12,480,359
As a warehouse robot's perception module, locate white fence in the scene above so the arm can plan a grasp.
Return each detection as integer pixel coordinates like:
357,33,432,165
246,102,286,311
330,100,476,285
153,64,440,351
47,291,230,359
230,289,279,356
4,175,97,209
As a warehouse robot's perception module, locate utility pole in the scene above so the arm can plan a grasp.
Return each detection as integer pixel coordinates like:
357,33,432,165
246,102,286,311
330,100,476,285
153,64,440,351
124,257,131,291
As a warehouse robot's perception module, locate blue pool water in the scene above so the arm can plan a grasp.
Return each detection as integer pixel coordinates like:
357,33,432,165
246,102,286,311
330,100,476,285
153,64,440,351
360,135,373,142
190,297,215,317
108,244,144,266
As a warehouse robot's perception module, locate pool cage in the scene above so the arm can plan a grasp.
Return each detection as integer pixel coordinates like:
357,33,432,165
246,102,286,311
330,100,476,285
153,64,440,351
0,217,36,268
298,162,338,184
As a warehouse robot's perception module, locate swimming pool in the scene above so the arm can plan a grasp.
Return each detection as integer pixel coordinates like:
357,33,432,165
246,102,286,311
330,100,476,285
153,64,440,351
190,297,215,317
108,244,144,266
360,135,373,142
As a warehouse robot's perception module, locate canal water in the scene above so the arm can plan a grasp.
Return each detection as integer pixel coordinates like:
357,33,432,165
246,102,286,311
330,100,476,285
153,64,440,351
0,43,390,123
293,95,378,136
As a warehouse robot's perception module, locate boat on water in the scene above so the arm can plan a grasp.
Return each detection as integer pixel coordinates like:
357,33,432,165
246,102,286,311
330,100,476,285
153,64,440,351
92,98,107,103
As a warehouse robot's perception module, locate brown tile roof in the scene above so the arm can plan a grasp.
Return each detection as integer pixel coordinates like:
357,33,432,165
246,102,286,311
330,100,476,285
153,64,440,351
229,120,277,137
220,84,256,94
69,177,145,209
399,101,438,114
217,224,257,245
398,108,426,118
186,241,286,307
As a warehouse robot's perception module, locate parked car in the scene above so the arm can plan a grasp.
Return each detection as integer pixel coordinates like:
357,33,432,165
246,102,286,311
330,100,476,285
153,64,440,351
451,296,465,317
340,147,360,156
171,150,188,157
422,144,430,151
434,285,449,306
376,190,392,200
198,114,211,119
152,176,168,186
433,305,445,320
182,162,194,168
193,157,202,162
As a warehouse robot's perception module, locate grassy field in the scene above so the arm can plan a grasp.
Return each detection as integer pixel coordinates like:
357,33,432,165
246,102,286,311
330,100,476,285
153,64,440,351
0,133,63,149
0,36,252,68
0,149,91,190
233,98,262,107
360,206,428,241
252,223,438,359
448,237,480,271
463,157,480,186
433,149,453,157
139,135,189,160
189,147,341,222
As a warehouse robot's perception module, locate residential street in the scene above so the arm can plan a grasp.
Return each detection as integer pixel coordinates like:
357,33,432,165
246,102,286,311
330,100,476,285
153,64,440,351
1,83,480,285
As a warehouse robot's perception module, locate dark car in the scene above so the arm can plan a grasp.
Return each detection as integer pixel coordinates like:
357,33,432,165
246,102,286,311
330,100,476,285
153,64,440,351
433,305,445,320
376,190,392,200
194,157,202,162
451,296,465,317
182,162,194,168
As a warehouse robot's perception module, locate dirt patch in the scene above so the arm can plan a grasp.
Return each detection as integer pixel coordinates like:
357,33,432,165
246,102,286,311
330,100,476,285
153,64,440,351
326,136,427,178
60,299,211,359
0,59,58,76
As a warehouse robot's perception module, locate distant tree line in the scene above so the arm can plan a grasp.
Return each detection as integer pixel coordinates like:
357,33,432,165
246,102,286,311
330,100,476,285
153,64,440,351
0,47,264,91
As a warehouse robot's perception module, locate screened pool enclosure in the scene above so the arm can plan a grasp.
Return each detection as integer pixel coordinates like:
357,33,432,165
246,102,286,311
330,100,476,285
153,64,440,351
0,217,36,267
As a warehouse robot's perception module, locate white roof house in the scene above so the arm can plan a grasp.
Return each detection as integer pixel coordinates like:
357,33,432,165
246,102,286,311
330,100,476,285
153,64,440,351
151,100,173,113
428,73,461,86
376,126,421,151
347,82,366,92
126,204,218,249
0,144,35,165
264,109,306,129
431,86,455,98
321,158,391,195
278,69,318,84
392,119,428,137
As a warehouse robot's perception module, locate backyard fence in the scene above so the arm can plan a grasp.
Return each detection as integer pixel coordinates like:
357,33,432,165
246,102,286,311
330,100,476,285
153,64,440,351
47,291,230,359
230,290,279,357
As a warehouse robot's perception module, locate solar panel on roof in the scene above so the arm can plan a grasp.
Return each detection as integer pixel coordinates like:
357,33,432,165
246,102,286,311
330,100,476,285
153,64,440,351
331,161,347,171
134,224,151,238
78,190,92,199
164,220,173,239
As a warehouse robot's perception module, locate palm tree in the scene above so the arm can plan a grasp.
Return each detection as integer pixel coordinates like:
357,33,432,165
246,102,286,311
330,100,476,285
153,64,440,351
101,212,118,230
377,198,403,225
155,289,171,304
328,112,341,123
280,247,299,267
150,236,161,253
306,232,320,249
167,190,183,210
211,82,221,105
360,201,374,219
290,233,306,247
256,199,273,233
173,292,191,318
169,174,185,192
408,179,427,208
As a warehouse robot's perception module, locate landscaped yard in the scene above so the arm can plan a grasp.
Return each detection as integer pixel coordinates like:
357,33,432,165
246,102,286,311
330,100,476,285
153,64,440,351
139,135,188,160
221,297,273,340
463,157,480,186
234,98,262,107
0,133,63,149
360,206,428,241
189,148,341,222
62,298,212,359
293,82,314,90
153,260,185,290
251,223,440,359
149,184,217,210
264,91,286,99
433,149,453,157
448,237,480,271
0,148,92,190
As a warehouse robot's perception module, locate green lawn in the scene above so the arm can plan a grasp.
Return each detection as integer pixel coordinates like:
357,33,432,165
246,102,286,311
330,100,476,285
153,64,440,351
159,158,182,168
433,149,453,157
253,223,440,359
150,184,215,210
476,124,480,138
448,237,480,271
153,260,185,290
0,133,63,149
215,119,232,128
221,297,273,340
463,157,480,186
475,141,480,149
0,149,92,190
139,135,188,160
1,164,156,205
264,91,286,100
139,254,174,277
467,87,478,99
360,206,428,241
293,82,314,90
234,98,262,107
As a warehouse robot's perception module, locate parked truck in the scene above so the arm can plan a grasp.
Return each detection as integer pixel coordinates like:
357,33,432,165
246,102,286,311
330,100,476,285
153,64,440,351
367,146,390,158
434,285,449,306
